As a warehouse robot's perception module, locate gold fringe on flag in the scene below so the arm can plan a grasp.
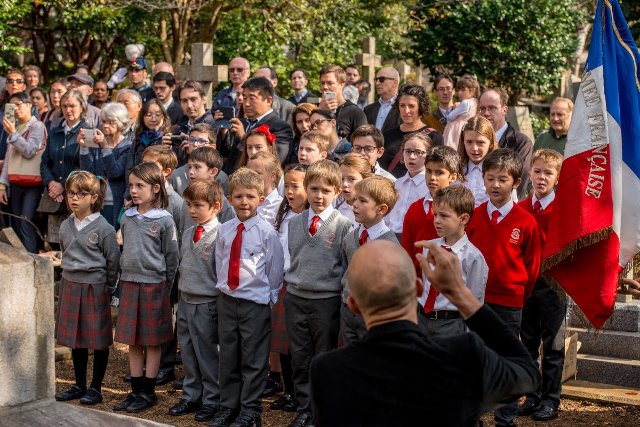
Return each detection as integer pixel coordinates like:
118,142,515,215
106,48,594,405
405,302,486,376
541,226,614,273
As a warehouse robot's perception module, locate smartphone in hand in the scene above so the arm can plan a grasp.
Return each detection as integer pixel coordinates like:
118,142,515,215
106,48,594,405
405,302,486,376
3,104,16,125
83,129,100,148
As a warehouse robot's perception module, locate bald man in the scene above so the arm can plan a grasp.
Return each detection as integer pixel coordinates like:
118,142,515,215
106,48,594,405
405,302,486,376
310,240,539,426
364,67,401,132
213,56,250,110
152,61,174,77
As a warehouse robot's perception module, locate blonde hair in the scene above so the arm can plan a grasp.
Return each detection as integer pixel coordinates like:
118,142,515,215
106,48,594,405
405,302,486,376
531,148,563,173
304,159,341,191
339,153,373,179
458,116,497,166
355,176,398,213
229,167,264,197
300,130,329,153
432,185,475,217
142,144,179,171
248,151,283,187
183,179,224,206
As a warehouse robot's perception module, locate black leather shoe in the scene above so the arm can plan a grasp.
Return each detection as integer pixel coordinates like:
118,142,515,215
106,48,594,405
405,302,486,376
169,399,201,416
270,394,297,412
127,393,158,413
260,377,282,397
156,370,176,386
532,405,559,421
123,373,132,382
288,412,312,427
79,388,103,405
114,393,137,411
55,385,86,401
518,398,541,416
230,412,262,427
210,407,240,427
172,377,184,390
195,404,219,422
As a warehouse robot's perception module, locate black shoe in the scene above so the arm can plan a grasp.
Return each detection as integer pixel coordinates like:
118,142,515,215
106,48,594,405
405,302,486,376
127,393,158,413
518,398,541,416
114,393,137,411
156,370,176,386
172,377,184,390
195,404,219,422
209,408,240,427
230,412,262,427
55,385,86,402
79,388,103,405
288,412,312,427
260,377,282,397
270,394,297,412
532,405,559,421
169,399,201,416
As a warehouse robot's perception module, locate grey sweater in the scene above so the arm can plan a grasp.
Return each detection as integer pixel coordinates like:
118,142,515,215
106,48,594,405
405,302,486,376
119,213,179,284
179,224,220,303
340,228,398,302
60,215,121,288
167,185,184,240
285,210,351,299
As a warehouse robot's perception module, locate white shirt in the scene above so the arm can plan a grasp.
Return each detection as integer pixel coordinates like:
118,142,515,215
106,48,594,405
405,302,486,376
487,200,514,224
495,122,509,142
73,212,101,231
439,106,452,121
258,188,283,226
357,220,391,243
162,98,174,112
532,191,555,210
278,210,299,272
386,171,426,234
334,196,356,226
249,108,274,126
463,161,488,207
215,214,285,305
374,162,397,182
293,89,308,104
375,96,397,130
124,207,172,219
200,217,219,233
421,235,488,309
307,205,335,232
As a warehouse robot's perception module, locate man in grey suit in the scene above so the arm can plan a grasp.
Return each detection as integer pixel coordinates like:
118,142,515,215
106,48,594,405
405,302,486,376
255,66,295,124
364,67,401,132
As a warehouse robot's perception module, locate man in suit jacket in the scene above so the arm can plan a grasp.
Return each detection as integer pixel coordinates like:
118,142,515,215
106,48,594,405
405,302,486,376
310,240,539,427
364,67,401,132
255,66,295,124
152,72,183,125
289,68,317,105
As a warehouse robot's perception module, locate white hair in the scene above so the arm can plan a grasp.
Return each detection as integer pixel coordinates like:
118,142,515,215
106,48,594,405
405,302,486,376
116,88,142,105
100,102,131,133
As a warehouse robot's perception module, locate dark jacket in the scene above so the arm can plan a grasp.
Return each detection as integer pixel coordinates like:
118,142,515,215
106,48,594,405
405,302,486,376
242,111,294,164
379,125,444,178
336,100,367,141
364,99,401,132
40,119,90,187
498,122,533,199
173,110,217,166
165,99,184,126
272,95,295,124
311,305,539,427
288,90,318,106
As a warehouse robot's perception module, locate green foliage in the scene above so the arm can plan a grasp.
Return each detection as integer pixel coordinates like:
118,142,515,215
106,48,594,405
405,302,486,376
530,112,550,137
620,0,640,44
410,0,588,103
0,0,31,69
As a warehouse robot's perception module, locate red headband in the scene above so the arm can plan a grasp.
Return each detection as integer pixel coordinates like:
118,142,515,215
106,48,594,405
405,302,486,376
255,124,276,145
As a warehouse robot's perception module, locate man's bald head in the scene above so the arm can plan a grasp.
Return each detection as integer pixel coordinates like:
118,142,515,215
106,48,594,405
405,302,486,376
347,241,418,321
375,67,400,101
229,57,251,87
153,62,174,77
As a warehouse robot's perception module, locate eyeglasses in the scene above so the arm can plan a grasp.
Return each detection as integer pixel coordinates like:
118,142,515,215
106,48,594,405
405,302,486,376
229,67,248,73
310,119,332,129
9,101,26,107
478,106,501,113
6,79,24,84
188,137,209,146
375,77,396,83
352,145,378,154
403,148,427,158
145,112,164,119
67,191,92,199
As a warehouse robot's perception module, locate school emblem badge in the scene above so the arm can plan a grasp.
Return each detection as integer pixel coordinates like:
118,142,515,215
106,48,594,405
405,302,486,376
509,228,521,244
324,232,336,248
150,222,160,234
87,232,99,245
204,244,213,254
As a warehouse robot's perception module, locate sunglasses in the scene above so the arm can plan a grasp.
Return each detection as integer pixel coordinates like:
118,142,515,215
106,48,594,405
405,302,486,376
229,67,248,73
375,77,396,83
6,79,25,84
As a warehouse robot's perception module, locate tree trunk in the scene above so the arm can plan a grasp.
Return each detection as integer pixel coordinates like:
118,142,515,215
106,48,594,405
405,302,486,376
159,13,173,64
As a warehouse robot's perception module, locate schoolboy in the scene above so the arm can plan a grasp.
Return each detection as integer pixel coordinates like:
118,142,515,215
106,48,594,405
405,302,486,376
341,175,399,344
420,185,488,338
297,130,328,165
466,148,540,427
210,168,285,427
350,124,396,182
517,149,565,422
168,180,223,422
284,159,352,426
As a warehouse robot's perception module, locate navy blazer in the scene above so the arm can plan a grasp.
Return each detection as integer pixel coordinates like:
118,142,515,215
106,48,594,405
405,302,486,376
40,119,90,187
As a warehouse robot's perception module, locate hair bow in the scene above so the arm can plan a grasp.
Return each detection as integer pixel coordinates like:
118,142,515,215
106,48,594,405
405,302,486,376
255,124,276,144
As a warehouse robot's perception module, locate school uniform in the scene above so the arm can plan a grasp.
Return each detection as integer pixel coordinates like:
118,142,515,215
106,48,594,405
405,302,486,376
180,197,236,236
258,188,283,226
177,219,221,407
284,207,351,415
115,207,179,347
215,214,285,417
333,195,356,226
463,160,488,208
166,182,184,241
401,196,438,277
373,162,396,182
340,221,397,344
385,171,426,238
57,213,120,349
420,235,488,338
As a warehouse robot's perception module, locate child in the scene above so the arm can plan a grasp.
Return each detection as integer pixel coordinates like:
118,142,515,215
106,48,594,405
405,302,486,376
211,168,285,427
401,146,461,278
55,171,120,405
443,74,480,149
284,159,352,426
247,151,283,226
419,186,487,338
350,124,396,182
517,149,565,422
236,124,278,169
341,176,398,344
269,164,309,413
114,162,179,413
385,133,432,240
458,116,498,207
297,130,329,165
335,153,373,224
466,148,540,427
168,180,224,422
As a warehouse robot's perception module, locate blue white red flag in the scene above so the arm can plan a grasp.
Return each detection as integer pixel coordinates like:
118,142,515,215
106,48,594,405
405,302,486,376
543,0,640,328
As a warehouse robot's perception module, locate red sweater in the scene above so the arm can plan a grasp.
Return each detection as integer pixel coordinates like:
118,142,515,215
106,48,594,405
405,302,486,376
467,202,541,308
518,195,555,249
401,198,438,277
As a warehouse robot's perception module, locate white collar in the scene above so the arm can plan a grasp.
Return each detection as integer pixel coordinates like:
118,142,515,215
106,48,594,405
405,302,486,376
487,200,514,218
533,191,555,210
199,217,220,233
311,205,335,222
436,233,470,254
360,220,390,241
124,207,171,218
379,95,397,106
250,108,274,123
495,122,509,141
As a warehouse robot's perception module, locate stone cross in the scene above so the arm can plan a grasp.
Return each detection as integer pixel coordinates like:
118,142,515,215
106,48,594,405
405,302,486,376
176,43,228,109
355,37,382,104
394,60,411,83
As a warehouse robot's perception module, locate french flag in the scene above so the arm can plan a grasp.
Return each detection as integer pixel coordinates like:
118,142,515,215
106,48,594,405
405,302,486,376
543,0,640,329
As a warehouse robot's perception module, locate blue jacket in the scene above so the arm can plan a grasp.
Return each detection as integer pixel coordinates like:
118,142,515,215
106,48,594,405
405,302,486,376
40,119,90,187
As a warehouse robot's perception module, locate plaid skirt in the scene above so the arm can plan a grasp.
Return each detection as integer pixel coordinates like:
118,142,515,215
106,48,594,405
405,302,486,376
56,278,113,349
270,284,289,354
114,280,173,346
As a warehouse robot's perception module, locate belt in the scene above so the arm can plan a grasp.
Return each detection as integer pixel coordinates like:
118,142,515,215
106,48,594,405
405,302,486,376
426,310,461,320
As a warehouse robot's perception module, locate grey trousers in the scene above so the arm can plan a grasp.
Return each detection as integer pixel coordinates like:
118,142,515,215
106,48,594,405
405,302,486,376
218,293,271,415
284,293,341,413
177,297,220,405
341,302,366,345
424,317,467,338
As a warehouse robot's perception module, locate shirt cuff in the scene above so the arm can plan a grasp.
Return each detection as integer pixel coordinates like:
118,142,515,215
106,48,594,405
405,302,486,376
101,147,113,156
79,147,90,155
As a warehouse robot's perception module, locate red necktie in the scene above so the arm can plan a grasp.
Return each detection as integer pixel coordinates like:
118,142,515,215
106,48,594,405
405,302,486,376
227,223,245,290
490,210,501,225
358,229,369,246
533,200,542,212
193,225,205,243
309,215,320,236
424,245,453,313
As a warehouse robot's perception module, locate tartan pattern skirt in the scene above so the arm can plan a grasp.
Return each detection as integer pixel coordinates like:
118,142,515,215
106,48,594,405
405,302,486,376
270,284,289,354
56,278,113,349
114,280,173,346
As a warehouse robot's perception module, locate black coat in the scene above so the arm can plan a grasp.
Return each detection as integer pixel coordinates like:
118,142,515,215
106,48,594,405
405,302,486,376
243,111,294,164
364,100,401,132
498,122,533,198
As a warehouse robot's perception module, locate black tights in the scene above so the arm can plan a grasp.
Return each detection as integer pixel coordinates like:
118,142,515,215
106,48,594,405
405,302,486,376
72,348,109,391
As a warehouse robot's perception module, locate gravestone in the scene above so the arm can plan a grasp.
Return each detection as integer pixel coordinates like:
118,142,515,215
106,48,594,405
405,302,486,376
176,43,228,109
355,37,382,104
507,106,535,142
394,60,411,83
